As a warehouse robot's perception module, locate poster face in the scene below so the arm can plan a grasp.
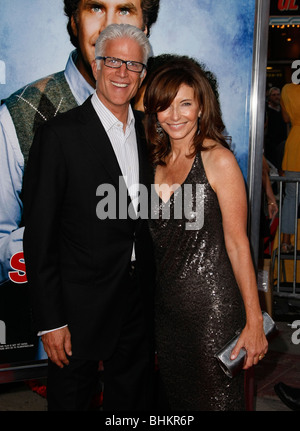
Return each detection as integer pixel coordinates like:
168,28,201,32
0,0,257,371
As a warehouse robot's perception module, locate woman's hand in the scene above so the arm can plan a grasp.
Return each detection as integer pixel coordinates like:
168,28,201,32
230,321,268,369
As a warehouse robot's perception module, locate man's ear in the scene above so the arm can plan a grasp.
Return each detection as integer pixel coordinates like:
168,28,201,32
91,59,99,81
143,25,148,36
70,15,78,37
139,69,146,87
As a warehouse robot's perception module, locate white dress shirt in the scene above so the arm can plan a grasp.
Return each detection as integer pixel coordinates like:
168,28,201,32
91,92,140,216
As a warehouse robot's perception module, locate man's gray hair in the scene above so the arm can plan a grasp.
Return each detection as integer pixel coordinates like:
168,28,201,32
95,24,153,65
268,87,280,97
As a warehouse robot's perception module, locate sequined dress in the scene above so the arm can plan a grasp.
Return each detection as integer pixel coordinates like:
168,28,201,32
149,152,246,411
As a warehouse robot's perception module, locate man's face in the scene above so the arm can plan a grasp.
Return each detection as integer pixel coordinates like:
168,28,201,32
92,37,146,119
269,90,281,108
71,0,145,86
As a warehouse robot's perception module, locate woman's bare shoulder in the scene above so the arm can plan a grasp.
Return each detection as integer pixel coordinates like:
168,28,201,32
202,139,237,169
201,140,243,191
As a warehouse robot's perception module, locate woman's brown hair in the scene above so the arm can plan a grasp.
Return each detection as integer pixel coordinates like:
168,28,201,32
143,56,230,166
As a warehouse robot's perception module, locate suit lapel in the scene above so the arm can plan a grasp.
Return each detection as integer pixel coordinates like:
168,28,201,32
133,110,152,231
77,99,150,220
78,97,123,188
134,110,150,189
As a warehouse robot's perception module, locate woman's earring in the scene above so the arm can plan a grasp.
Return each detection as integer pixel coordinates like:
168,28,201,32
156,121,164,138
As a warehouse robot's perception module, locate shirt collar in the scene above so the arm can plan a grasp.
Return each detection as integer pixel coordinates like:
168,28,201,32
91,92,135,133
64,50,94,105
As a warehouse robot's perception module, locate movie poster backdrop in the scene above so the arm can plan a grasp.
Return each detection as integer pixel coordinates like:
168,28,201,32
0,0,261,375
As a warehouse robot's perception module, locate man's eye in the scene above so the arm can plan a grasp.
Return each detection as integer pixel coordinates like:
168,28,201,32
128,62,140,71
120,8,130,15
92,7,103,13
107,58,120,66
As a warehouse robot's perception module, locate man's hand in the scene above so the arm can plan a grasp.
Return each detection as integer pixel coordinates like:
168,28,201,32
42,327,72,368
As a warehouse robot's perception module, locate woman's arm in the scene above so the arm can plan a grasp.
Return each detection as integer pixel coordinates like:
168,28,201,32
203,144,268,369
280,97,291,135
262,156,278,221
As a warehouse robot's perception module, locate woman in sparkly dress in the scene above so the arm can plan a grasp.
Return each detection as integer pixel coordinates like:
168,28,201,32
144,57,268,411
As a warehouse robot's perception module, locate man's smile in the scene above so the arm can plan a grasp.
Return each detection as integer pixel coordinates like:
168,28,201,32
111,81,129,88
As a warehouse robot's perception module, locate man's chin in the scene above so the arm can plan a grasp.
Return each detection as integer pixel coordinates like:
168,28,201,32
76,56,96,88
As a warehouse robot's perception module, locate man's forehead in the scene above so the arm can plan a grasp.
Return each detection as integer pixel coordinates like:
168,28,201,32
105,37,142,52
79,0,142,9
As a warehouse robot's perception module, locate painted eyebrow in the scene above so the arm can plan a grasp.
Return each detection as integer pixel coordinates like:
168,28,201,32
82,0,103,11
84,0,103,7
84,1,138,13
116,2,139,13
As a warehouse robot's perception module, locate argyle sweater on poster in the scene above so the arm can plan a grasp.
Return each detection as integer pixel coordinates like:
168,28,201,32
5,71,78,167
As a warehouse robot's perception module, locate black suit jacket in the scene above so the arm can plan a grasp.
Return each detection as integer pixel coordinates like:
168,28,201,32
23,97,155,360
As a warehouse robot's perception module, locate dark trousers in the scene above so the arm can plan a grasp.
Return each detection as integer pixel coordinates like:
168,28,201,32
47,271,154,411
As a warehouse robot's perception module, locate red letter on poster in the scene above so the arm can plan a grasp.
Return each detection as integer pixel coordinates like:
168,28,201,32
288,0,299,10
278,0,290,10
278,0,299,10
8,252,27,284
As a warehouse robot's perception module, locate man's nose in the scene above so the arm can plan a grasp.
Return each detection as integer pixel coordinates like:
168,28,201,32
116,62,128,77
106,10,121,27
98,11,120,34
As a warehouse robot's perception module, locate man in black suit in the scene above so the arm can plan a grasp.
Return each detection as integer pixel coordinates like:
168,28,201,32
23,24,155,411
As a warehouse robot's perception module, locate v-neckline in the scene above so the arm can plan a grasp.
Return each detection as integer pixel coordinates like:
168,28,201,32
154,153,198,204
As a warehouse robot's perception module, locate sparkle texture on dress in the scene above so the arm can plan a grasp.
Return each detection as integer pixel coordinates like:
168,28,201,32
149,153,246,411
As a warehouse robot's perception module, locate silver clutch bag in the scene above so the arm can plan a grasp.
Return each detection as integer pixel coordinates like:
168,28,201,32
214,311,278,378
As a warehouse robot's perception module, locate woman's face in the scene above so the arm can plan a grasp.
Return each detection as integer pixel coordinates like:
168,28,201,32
157,84,201,145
